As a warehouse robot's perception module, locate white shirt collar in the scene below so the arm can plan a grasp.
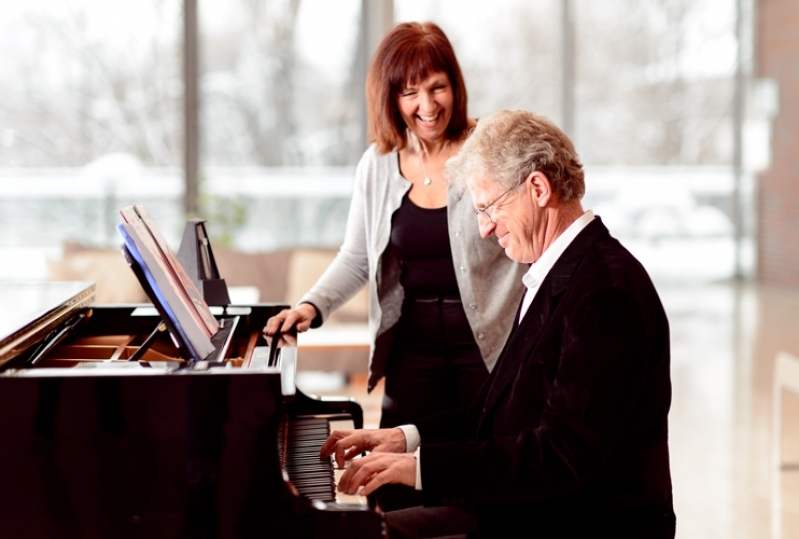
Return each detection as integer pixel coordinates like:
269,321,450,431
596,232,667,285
519,210,595,322
522,210,595,289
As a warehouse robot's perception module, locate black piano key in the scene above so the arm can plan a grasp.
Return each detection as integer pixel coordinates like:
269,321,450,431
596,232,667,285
281,414,342,502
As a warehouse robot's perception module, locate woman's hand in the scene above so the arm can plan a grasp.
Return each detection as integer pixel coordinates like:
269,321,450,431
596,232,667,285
262,303,318,346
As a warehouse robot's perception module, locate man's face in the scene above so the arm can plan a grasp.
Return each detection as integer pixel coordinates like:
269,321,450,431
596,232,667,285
471,174,538,264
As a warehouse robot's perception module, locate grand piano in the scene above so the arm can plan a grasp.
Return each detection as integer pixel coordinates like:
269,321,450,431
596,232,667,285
0,217,385,538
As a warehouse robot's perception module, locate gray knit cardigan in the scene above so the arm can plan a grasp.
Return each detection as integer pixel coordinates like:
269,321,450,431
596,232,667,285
300,145,527,392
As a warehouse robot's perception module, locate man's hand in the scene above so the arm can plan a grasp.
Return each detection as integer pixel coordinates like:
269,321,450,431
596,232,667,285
319,428,407,469
336,452,417,496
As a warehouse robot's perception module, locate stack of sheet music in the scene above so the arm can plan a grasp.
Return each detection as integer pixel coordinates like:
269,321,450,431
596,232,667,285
117,205,220,362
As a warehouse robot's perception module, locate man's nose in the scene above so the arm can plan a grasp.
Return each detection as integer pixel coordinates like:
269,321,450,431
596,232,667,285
478,217,496,239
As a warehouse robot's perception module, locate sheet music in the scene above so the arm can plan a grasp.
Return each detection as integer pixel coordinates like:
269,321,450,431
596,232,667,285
118,212,212,340
120,205,220,336
118,222,216,362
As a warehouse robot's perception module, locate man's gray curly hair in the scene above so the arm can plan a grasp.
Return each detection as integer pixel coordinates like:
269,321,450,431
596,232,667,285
446,109,585,203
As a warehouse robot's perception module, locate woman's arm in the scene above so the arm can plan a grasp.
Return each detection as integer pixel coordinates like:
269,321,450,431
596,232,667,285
297,152,375,326
264,149,381,342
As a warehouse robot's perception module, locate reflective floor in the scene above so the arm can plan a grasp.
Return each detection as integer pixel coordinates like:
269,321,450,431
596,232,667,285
303,280,799,539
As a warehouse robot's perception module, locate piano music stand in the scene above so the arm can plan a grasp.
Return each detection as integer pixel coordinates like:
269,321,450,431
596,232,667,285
177,218,231,306
125,321,167,362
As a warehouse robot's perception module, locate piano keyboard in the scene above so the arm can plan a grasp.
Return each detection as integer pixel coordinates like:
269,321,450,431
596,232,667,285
280,415,368,506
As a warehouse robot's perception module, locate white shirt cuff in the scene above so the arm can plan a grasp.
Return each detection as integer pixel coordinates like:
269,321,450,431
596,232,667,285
414,446,422,490
397,425,422,491
397,424,421,452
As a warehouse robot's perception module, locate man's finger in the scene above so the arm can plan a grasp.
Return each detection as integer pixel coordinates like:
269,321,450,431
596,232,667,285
319,429,353,458
343,446,362,463
319,435,339,458
338,458,379,495
336,457,363,494
360,470,391,497
343,458,385,496
340,453,416,495
334,438,363,469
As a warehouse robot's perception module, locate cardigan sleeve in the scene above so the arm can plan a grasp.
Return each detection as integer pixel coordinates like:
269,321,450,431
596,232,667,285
298,150,374,324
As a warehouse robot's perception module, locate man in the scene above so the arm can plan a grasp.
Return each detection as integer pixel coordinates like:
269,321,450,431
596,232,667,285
320,109,675,538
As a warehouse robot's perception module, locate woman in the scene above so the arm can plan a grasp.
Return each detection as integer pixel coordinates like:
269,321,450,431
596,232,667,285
264,22,526,429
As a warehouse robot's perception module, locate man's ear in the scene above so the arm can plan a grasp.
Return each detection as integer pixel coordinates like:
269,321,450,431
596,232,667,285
528,171,553,207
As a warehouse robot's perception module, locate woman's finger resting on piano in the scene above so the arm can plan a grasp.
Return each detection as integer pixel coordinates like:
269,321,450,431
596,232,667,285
263,304,318,345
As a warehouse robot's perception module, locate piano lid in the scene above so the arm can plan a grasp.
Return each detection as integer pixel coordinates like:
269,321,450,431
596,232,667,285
0,281,95,366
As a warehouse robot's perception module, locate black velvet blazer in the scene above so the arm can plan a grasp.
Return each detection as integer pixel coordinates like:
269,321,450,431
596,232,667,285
416,217,675,538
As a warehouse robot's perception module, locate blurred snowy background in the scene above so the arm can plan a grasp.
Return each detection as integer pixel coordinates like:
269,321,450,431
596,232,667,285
0,0,770,284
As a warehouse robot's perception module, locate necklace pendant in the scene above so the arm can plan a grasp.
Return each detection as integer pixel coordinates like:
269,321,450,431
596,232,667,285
423,177,431,186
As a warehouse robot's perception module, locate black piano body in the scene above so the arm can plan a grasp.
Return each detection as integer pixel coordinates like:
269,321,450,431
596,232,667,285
0,281,384,538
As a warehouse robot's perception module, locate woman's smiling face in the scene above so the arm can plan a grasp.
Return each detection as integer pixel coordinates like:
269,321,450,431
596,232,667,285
396,71,454,144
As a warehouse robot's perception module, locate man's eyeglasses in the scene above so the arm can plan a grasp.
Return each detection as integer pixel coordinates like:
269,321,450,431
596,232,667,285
473,181,524,222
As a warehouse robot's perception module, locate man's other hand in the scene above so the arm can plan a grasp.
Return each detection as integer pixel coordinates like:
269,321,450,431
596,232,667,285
336,452,417,496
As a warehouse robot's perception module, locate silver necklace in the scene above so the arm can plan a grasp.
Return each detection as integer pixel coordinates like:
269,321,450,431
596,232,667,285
420,149,432,186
